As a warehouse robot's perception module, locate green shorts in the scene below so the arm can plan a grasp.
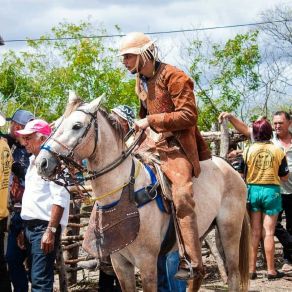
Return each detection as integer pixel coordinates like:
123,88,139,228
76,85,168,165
247,184,282,215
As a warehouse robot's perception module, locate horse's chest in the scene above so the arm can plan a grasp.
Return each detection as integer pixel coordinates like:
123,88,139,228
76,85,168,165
82,187,140,258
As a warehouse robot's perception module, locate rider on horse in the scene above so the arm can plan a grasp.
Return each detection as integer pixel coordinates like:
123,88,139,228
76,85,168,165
119,32,211,281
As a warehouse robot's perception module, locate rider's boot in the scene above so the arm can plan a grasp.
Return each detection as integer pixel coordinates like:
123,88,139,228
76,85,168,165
175,213,205,281
173,183,205,282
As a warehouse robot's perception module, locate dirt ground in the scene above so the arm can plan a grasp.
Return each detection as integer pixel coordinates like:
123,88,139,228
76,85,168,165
200,241,292,292
59,238,292,292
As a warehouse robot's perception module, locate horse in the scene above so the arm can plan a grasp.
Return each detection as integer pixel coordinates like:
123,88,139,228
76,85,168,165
35,95,250,292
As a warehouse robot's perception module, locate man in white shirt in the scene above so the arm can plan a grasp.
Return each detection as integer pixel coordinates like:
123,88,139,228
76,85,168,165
271,112,292,271
16,119,70,292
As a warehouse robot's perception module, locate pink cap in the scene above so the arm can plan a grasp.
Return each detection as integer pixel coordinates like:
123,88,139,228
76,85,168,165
16,119,52,136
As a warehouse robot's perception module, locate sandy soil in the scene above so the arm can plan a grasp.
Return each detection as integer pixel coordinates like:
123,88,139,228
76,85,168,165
200,242,292,292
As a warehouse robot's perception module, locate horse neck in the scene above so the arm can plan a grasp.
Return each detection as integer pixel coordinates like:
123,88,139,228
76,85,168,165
87,112,134,205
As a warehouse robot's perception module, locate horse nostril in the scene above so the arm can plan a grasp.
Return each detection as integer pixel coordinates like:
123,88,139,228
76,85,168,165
40,158,48,170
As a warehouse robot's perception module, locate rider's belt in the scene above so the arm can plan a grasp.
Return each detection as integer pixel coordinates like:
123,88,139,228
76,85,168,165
23,219,49,228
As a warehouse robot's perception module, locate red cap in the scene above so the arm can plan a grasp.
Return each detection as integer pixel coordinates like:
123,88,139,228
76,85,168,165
16,119,52,136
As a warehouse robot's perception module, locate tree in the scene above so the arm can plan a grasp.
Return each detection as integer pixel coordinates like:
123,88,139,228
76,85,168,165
256,4,292,114
185,32,260,130
0,21,138,122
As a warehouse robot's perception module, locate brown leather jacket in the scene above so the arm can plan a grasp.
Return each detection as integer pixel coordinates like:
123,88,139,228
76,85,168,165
136,63,211,177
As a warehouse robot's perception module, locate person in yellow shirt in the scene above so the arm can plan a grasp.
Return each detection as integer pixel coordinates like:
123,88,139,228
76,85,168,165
0,111,13,292
239,118,289,280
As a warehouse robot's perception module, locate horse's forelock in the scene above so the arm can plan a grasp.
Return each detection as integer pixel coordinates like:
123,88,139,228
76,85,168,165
62,101,125,144
63,98,84,118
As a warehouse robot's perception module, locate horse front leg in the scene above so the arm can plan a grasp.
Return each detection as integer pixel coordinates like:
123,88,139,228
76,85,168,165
138,255,158,292
111,253,136,292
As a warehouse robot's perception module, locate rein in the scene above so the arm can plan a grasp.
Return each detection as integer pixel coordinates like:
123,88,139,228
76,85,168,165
84,159,142,204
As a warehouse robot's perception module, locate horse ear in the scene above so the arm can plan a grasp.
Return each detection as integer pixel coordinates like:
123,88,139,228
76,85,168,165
68,90,79,104
86,94,106,113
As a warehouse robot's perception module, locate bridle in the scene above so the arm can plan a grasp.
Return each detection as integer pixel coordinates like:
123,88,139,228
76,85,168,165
45,109,99,161
41,108,144,187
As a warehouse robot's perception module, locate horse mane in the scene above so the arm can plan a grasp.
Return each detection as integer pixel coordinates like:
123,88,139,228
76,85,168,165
98,107,125,142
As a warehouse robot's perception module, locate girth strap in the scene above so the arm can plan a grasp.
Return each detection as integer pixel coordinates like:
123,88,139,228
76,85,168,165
134,181,159,207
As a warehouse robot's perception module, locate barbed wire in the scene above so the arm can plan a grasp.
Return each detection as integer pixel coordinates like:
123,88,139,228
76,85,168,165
3,19,292,43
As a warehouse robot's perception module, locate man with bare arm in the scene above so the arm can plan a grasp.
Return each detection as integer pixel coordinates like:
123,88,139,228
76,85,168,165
219,111,292,271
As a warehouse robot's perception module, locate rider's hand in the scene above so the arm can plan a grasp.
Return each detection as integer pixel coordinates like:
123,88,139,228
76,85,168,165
134,118,149,131
218,112,232,123
41,229,55,254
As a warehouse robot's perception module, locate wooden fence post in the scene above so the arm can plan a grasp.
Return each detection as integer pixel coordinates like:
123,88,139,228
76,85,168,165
56,244,68,292
63,199,81,286
220,119,229,158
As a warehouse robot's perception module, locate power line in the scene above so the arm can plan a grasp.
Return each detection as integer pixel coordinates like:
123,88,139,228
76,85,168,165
3,19,292,43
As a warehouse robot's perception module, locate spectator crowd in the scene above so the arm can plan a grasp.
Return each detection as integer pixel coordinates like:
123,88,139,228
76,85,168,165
0,107,290,292
219,110,292,280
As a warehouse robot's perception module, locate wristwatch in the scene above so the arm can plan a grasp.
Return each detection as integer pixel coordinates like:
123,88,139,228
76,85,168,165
46,226,57,234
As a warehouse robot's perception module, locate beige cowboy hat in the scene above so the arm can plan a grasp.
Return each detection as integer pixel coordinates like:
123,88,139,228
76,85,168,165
119,32,155,56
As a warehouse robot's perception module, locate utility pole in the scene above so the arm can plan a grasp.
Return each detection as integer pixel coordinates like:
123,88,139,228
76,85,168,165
0,35,5,46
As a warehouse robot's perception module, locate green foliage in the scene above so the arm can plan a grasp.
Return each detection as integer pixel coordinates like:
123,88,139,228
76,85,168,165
187,32,260,130
0,21,138,122
0,23,263,130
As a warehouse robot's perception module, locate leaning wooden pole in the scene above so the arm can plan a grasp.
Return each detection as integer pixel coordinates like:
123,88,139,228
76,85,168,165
219,119,229,158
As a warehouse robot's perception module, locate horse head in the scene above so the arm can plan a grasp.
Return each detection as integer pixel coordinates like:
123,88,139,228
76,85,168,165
35,93,120,179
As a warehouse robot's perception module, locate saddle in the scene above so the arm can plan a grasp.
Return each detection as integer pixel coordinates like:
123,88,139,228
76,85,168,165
132,127,173,201
152,162,172,200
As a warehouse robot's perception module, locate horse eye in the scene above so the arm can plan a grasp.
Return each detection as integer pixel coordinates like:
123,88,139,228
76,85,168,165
72,122,83,130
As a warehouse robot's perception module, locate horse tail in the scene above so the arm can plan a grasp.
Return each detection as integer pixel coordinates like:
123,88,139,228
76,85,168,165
239,211,250,292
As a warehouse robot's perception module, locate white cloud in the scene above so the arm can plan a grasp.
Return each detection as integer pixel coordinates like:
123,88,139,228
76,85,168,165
0,0,289,59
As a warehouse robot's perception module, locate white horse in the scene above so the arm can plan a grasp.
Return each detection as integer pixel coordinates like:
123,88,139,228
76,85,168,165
36,96,250,292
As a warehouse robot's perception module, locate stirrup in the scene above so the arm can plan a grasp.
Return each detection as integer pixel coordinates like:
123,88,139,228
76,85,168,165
174,258,194,280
